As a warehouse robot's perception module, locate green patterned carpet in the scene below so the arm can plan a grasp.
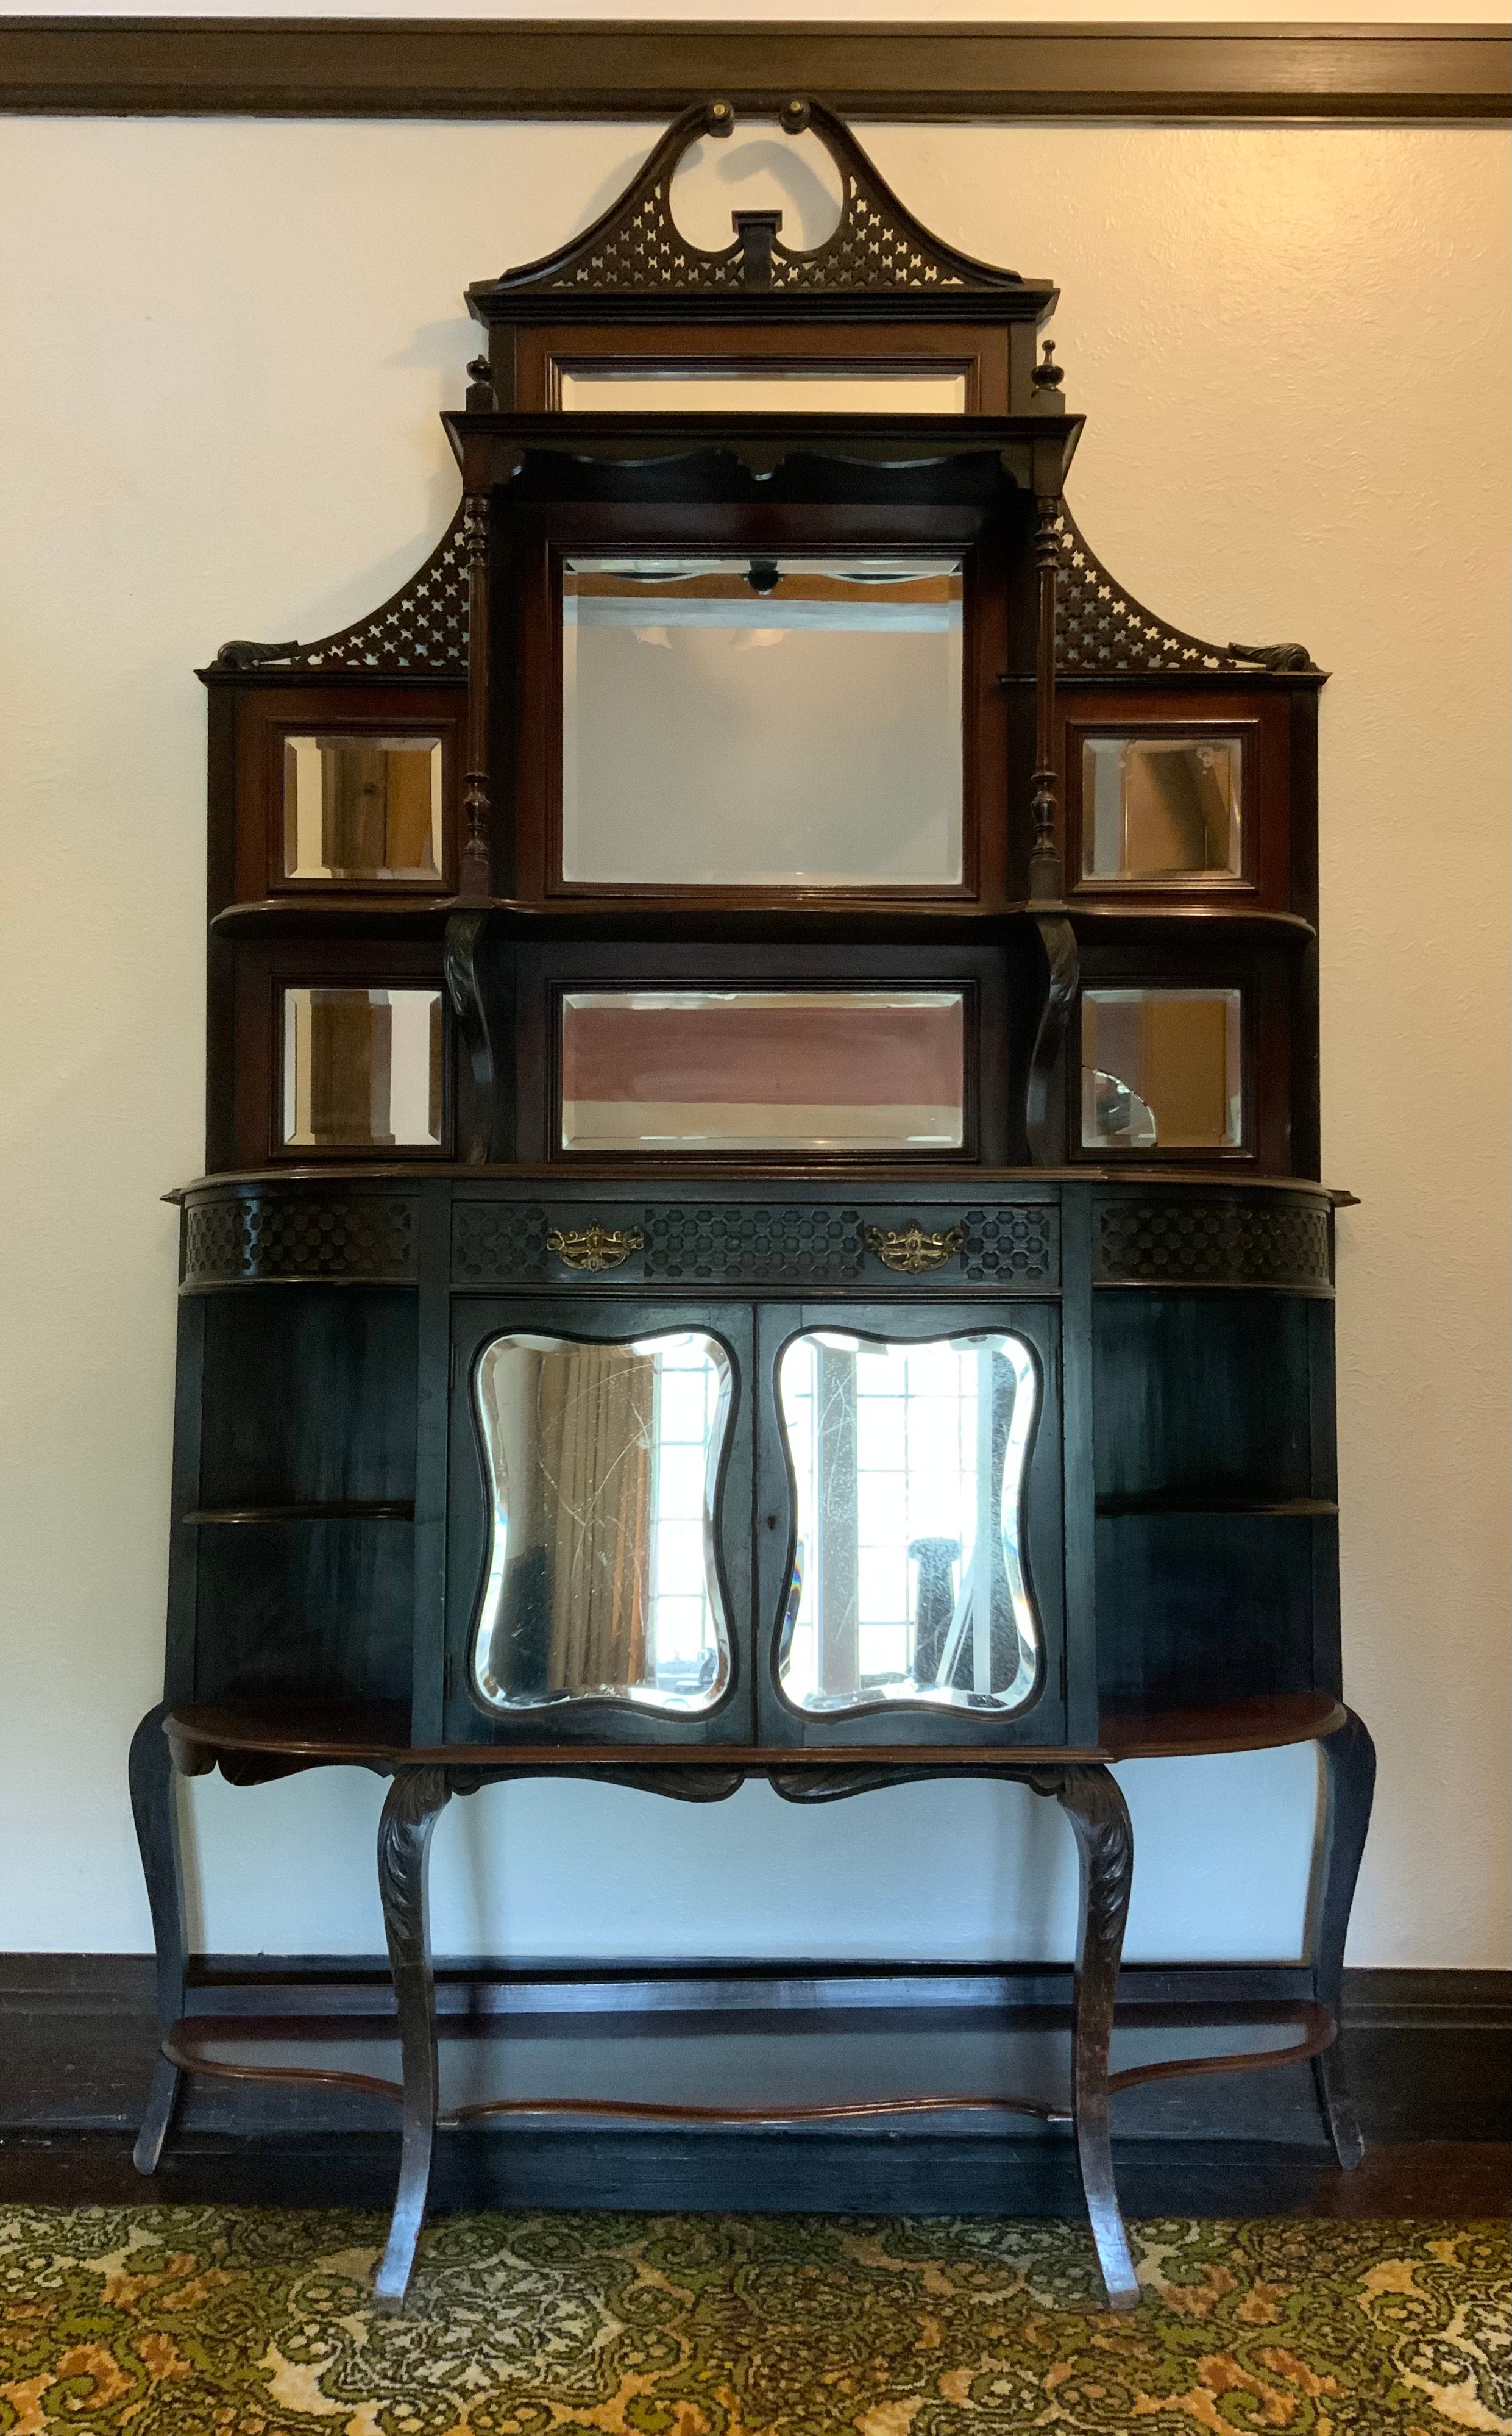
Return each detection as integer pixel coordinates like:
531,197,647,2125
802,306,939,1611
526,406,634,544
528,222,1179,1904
1,2209,1507,2434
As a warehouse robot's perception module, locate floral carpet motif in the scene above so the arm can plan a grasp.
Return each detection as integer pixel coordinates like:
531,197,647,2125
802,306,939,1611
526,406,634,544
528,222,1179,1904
1,2209,1506,2435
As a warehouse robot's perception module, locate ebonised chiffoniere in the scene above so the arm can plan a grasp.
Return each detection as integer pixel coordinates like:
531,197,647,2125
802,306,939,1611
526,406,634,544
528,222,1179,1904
132,101,1374,2311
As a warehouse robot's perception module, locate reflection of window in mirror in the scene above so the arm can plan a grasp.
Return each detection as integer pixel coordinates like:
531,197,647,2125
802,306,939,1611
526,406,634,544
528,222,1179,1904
1081,988,1241,1151
468,1330,733,1715
776,1330,1040,1715
560,557,964,888
282,986,442,1148
560,369,968,413
1082,736,1243,882
559,989,965,1153
282,736,443,882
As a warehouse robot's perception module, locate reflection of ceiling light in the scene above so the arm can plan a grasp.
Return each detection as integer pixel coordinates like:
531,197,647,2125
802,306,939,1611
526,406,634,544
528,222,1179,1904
731,629,787,650
633,627,672,648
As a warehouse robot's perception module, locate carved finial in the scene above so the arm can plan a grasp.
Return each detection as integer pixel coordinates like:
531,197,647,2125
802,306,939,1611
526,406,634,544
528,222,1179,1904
780,97,811,132
706,98,734,137
1034,340,1065,391
211,638,296,671
465,354,495,413
732,209,782,290
1227,639,1318,673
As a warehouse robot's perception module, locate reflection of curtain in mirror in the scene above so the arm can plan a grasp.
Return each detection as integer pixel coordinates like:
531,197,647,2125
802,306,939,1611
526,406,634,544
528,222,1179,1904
533,1346,655,1693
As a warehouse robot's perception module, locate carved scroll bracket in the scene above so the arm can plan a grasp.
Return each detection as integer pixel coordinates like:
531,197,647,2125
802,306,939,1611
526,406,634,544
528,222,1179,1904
1025,913,1079,1167
444,911,500,1166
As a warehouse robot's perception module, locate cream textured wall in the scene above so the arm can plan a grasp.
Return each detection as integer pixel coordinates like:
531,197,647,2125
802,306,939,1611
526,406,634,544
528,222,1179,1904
0,116,1506,1967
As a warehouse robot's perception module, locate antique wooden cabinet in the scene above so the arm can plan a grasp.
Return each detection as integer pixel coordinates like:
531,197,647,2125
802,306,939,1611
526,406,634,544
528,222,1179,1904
132,101,1372,2312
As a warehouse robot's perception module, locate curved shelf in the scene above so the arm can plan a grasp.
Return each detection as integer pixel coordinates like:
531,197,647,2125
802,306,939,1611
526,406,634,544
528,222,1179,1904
162,1689,1347,1774
209,892,1316,944
183,1501,415,1525
1095,1495,1336,1520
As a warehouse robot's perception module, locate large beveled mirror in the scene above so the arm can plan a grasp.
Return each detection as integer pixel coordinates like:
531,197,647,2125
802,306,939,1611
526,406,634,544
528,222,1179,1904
559,555,965,889
559,988,966,1155
776,1328,1042,1716
469,1330,734,1715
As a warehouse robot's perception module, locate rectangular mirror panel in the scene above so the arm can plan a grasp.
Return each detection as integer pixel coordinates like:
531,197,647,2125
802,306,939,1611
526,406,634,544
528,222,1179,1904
282,986,442,1149
778,1330,1042,1716
1082,736,1243,882
561,371,968,413
560,990,965,1154
469,1330,733,1715
561,557,964,888
1081,989,1241,1152
283,736,443,882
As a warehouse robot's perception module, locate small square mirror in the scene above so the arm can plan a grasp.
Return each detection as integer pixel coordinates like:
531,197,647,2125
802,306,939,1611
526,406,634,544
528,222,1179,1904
1082,736,1243,883
283,736,443,883
282,986,442,1149
1081,988,1241,1151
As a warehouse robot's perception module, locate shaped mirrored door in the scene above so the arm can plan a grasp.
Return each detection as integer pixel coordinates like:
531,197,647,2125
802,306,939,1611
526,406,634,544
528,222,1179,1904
469,1331,733,1715
776,1330,1042,1715
560,556,964,888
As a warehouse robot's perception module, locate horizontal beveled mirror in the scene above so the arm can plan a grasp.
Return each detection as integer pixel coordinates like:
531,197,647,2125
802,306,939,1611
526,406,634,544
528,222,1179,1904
777,1329,1042,1715
561,370,968,413
1081,988,1241,1152
282,735,443,883
468,1329,733,1714
282,986,442,1149
1082,735,1243,883
560,555,964,889
559,988,965,1153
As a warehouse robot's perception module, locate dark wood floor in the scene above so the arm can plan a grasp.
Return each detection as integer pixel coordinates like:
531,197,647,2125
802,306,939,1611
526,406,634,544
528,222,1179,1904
0,2130,1504,2221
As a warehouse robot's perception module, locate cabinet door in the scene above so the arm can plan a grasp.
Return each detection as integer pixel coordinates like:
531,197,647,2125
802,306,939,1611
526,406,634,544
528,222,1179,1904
444,1297,756,1747
754,1302,1066,1750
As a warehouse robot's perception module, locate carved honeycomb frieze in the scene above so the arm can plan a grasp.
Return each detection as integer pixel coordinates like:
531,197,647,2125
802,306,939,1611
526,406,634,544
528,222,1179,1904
643,1206,868,1284
452,1202,553,1284
446,1202,1060,1289
1095,1199,1332,1290
956,1206,1059,1284
183,1195,419,1287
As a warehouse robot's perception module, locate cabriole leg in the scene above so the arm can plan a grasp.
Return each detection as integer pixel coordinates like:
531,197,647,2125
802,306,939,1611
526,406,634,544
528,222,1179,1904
1045,1764,1139,2311
1311,1708,1377,2169
374,1767,453,2312
129,1703,187,2174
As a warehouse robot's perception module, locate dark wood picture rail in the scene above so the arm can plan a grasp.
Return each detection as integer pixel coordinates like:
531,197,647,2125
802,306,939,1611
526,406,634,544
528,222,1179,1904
1,18,1506,123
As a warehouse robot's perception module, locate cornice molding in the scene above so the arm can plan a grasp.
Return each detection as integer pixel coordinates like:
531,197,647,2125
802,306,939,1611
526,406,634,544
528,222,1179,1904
1,18,1507,124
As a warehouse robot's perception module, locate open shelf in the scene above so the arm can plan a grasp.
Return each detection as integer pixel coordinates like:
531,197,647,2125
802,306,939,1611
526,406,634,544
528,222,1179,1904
164,1993,1333,2124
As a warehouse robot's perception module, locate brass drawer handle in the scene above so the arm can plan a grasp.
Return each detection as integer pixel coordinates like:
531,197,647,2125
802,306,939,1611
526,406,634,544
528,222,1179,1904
864,1222,964,1275
547,1224,645,1273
